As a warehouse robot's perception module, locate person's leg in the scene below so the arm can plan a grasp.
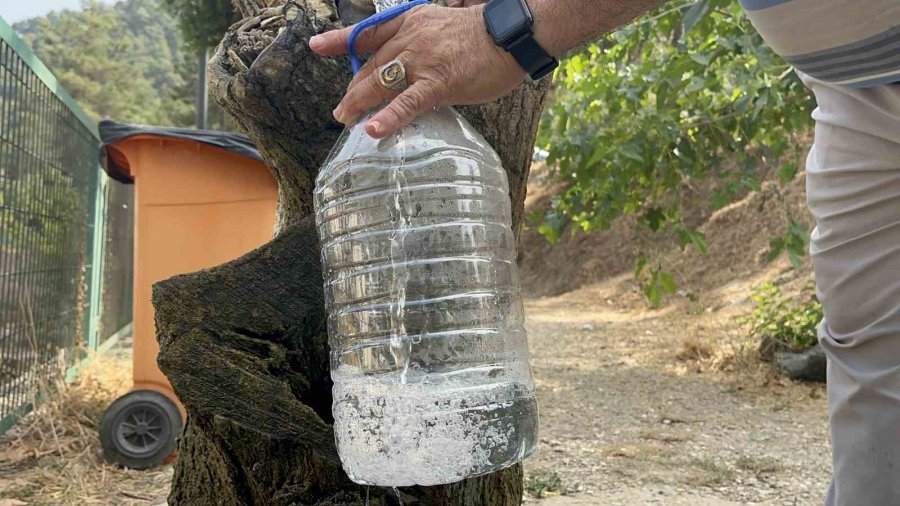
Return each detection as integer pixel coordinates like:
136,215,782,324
800,77,900,506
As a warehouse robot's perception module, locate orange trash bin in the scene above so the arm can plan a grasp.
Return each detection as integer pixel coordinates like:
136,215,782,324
97,120,277,469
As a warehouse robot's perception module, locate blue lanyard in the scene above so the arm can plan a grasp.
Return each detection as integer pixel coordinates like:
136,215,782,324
348,0,431,74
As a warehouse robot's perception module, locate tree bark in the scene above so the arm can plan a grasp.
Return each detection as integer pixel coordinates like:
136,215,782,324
153,1,550,504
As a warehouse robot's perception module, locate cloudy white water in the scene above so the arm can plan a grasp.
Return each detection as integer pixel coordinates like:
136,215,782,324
332,366,536,486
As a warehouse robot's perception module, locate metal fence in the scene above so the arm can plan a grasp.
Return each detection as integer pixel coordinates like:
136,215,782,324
0,17,133,433
97,181,134,344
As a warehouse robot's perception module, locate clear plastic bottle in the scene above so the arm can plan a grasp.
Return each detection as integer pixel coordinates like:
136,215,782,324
315,107,538,487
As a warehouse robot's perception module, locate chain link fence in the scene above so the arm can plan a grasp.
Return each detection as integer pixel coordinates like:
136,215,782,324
0,17,133,433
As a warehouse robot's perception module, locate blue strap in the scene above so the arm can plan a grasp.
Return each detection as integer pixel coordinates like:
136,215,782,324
348,0,431,74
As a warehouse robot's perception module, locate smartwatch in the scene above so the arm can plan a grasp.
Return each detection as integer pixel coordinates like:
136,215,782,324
483,0,558,80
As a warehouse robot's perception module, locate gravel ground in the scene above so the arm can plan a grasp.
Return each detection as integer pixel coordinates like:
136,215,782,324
522,279,832,506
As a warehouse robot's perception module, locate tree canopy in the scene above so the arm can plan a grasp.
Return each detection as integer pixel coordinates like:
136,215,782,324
14,0,232,129
537,0,816,303
159,0,234,53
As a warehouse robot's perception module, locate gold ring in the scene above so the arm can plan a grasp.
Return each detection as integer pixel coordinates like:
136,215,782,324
377,59,409,91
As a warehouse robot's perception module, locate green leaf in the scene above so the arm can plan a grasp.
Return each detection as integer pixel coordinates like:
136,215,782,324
538,222,560,245
788,250,803,268
634,255,648,278
659,272,677,294
766,237,785,263
538,212,566,245
586,145,607,167
677,225,707,253
618,144,645,163
682,0,711,38
686,76,707,93
656,81,670,112
689,52,711,66
789,220,809,241
643,208,666,232
733,95,752,114
688,230,708,255
645,283,663,307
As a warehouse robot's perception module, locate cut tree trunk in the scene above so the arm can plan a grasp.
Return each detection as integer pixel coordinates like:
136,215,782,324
153,1,550,504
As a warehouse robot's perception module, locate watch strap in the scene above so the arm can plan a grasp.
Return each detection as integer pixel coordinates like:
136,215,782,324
506,30,559,80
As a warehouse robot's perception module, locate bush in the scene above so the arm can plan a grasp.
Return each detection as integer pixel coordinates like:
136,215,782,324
741,281,822,351
536,0,816,303
524,471,564,498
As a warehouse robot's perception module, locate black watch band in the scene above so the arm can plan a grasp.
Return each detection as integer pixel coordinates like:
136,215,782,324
483,0,558,81
506,31,558,81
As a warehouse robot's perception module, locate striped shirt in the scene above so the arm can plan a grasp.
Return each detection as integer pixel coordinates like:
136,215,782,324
739,0,900,88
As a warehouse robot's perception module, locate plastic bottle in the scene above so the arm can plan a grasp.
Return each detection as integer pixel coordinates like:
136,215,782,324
315,106,538,486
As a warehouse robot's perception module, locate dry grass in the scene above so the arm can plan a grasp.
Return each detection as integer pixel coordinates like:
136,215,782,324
735,455,783,476
0,352,172,505
639,429,695,444
686,458,736,487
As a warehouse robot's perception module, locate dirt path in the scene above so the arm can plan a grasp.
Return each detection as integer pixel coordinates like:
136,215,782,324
0,275,831,505
522,278,832,506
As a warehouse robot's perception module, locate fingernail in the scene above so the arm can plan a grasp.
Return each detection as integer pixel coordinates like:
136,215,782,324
333,105,344,123
368,121,383,136
309,35,324,51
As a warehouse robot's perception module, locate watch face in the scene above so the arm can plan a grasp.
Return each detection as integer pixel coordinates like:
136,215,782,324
485,0,532,43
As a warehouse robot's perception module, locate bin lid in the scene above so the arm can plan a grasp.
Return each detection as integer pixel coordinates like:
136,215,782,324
99,120,264,184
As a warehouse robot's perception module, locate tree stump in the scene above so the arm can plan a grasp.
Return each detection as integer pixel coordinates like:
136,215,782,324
153,1,549,504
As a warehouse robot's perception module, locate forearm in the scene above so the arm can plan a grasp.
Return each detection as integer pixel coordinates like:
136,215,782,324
530,0,669,56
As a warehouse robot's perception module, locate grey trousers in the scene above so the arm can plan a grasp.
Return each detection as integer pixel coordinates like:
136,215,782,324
801,75,900,506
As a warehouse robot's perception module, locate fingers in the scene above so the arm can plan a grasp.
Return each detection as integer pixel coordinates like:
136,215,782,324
334,70,400,125
334,45,409,123
446,0,487,6
309,16,402,56
367,81,441,138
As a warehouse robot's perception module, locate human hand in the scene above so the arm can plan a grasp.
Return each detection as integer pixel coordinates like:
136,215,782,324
309,4,526,138
446,0,488,6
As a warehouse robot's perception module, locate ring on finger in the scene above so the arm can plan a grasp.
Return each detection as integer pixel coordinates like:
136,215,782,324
377,59,409,91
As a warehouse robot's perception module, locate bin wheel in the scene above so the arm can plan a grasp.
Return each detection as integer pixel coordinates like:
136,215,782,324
100,390,182,469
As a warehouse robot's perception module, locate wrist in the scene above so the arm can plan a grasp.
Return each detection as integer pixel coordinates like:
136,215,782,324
471,4,527,78
480,0,558,79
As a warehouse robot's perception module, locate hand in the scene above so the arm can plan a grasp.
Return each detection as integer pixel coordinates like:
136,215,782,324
446,0,488,6
309,4,526,138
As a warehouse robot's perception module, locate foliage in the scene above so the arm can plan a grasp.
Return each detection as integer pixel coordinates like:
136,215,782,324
160,0,235,53
741,281,822,350
524,471,564,498
766,217,810,269
537,0,816,301
635,254,677,307
13,0,233,129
